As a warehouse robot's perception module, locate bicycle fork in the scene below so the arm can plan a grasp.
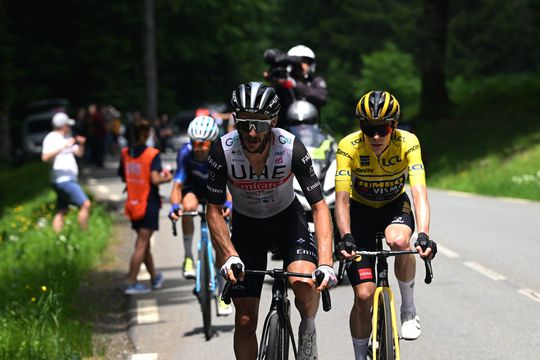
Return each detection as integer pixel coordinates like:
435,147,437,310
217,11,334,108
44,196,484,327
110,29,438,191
371,287,400,360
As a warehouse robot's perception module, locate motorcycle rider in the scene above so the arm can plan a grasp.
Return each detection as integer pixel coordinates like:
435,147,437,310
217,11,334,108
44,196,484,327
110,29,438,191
264,45,328,128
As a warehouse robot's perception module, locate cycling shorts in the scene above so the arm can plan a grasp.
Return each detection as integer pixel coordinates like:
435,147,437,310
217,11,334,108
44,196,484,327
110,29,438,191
181,182,206,202
347,193,415,286
228,197,318,299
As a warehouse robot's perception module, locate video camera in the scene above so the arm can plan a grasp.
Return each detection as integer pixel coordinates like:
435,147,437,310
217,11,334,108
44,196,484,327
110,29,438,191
263,48,303,83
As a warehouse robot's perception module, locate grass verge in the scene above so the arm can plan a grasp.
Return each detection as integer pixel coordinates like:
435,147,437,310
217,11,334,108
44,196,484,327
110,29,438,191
0,185,112,359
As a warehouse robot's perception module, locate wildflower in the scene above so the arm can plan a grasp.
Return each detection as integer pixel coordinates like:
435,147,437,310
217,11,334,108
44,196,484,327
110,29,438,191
31,297,36,302
41,285,47,292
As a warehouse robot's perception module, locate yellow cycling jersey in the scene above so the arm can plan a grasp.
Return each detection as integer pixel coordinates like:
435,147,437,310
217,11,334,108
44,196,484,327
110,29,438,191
335,129,426,208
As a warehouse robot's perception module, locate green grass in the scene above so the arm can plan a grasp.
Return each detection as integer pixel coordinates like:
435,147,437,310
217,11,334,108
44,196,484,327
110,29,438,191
0,176,112,359
414,72,540,201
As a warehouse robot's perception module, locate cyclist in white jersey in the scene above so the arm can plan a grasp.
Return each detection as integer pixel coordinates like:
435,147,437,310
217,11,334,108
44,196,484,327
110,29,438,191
207,82,337,360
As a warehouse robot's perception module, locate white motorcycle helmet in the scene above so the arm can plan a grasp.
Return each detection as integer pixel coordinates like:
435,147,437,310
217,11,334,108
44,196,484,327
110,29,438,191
286,100,319,125
287,45,316,74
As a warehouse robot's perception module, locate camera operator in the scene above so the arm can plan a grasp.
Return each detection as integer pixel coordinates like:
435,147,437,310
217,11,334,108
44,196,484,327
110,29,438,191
263,45,328,128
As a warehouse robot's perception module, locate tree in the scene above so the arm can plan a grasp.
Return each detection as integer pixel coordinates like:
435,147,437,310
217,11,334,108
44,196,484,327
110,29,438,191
144,0,158,120
419,0,451,117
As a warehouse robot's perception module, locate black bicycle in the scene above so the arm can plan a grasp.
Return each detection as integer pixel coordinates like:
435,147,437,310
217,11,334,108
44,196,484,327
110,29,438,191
222,265,331,360
337,233,434,360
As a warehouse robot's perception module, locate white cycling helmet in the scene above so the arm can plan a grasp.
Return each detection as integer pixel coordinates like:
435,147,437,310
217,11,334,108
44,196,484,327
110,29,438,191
287,45,316,62
187,115,219,142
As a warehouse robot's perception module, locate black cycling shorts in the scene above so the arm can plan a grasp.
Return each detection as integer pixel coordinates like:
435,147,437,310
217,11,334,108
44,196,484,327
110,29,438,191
228,197,318,299
347,193,415,286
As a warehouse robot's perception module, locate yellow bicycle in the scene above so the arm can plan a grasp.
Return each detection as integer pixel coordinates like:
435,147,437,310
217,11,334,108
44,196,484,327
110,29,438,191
338,233,434,360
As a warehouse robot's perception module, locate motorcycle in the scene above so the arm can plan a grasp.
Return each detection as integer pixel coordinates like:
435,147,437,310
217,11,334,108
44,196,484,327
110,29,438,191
287,101,339,243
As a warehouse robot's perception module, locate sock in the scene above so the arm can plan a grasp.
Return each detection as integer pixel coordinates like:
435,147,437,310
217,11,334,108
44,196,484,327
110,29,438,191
298,315,316,336
352,337,369,360
398,278,416,313
183,233,193,260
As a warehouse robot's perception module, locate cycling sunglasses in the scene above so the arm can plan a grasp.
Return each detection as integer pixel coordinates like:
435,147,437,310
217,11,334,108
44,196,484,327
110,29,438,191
192,140,212,150
235,118,273,133
361,125,393,137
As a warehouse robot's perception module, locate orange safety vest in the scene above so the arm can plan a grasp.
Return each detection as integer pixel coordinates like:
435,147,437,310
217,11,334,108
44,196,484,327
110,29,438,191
121,146,160,221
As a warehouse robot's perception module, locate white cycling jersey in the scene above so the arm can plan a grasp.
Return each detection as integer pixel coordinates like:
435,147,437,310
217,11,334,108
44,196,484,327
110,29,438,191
207,128,323,219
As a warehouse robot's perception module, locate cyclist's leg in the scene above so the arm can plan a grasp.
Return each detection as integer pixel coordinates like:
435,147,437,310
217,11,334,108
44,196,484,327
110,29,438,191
181,190,199,260
232,297,260,360
349,200,378,359
230,210,269,359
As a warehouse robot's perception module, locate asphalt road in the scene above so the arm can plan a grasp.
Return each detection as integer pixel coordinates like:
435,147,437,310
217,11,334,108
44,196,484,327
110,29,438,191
85,153,540,360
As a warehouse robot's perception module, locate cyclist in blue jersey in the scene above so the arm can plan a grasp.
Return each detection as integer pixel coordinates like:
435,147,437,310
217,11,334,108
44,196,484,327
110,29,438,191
169,115,233,315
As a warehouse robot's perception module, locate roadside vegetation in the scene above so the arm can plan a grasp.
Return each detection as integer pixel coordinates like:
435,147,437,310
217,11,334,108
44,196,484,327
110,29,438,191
0,168,112,359
416,73,540,201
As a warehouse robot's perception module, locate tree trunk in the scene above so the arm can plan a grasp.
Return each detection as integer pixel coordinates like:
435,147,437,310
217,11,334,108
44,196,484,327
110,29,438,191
0,105,11,164
420,0,451,118
144,0,158,120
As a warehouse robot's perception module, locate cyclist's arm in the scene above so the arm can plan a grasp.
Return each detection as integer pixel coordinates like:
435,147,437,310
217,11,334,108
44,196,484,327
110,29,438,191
206,141,238,260
334,137,353,238
406,134,430,235
170,148,188,204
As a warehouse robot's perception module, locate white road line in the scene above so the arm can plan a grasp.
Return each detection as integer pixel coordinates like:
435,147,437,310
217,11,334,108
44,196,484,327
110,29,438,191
136,299,160,325
132,353,159,360
463,261,506,281
437,244,460,258
109,194,121,201
518,289,540,304
96,185,110,194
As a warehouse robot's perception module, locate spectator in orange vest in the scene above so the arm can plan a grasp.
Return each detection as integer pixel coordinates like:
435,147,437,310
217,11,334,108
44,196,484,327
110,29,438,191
118,119,173,295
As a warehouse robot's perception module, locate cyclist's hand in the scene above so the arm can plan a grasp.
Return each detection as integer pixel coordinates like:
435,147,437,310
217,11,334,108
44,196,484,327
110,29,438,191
335,234,357,260
314,264,337,291
220,256,244,284
414,232,437,259
222,201,232,218
168,204,182,221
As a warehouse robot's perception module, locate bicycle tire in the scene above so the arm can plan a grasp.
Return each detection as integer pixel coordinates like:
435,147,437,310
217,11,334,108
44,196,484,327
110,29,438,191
262,313,283,360
200,240,212,341
375,291,395,360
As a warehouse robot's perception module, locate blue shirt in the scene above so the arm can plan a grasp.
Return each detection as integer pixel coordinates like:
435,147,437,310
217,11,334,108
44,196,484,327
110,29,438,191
174,143,208,190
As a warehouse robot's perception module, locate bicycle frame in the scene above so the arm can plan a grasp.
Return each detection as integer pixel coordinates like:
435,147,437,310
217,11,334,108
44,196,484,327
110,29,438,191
194,209,218,296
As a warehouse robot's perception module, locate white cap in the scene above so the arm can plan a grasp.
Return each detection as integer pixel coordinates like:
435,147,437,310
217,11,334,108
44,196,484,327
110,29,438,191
287,45,315,60
52,112,75,128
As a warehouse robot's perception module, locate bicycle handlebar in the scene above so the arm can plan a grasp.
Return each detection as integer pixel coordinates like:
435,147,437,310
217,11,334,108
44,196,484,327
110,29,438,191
337,249,434,285
170,210,205,237
221,265,332,312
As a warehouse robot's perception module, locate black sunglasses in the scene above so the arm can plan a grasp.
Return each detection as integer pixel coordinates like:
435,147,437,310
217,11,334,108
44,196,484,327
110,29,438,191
235,119,273,133
362,125,392,137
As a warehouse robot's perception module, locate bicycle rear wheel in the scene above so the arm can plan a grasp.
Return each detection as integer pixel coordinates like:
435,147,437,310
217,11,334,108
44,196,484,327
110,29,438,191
199,240,212,340
374,291,395,360
261,313,284,360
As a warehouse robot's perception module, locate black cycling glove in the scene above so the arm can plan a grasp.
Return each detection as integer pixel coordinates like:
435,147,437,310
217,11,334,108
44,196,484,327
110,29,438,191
414,232,437,259
335,233,357,259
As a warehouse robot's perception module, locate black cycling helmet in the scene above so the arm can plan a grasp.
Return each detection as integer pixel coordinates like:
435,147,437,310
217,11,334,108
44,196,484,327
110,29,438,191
231,81,281,118
355,90,400,127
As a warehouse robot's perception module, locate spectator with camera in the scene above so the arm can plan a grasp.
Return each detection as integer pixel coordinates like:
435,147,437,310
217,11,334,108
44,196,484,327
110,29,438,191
263,44,328,128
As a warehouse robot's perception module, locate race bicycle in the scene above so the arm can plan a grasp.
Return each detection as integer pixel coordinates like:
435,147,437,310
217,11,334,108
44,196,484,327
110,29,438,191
337,233,434,360
172,203,218,341
222,264,332,360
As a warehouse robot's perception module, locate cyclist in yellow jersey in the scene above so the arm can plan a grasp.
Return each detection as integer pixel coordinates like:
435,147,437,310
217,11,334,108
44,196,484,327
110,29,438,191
334,91,437,360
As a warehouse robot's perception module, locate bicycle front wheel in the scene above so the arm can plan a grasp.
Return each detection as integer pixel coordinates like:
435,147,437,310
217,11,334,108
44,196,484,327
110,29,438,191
199,240,212,341
261,313,284,360
374,291,395,360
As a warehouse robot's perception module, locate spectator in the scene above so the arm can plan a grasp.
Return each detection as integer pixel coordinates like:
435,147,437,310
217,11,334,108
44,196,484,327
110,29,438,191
118,119,173,295
88,103,106,167
41,112,91,232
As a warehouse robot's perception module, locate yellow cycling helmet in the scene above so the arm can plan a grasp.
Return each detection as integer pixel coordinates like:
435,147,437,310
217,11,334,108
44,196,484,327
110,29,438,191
355,90,400,127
